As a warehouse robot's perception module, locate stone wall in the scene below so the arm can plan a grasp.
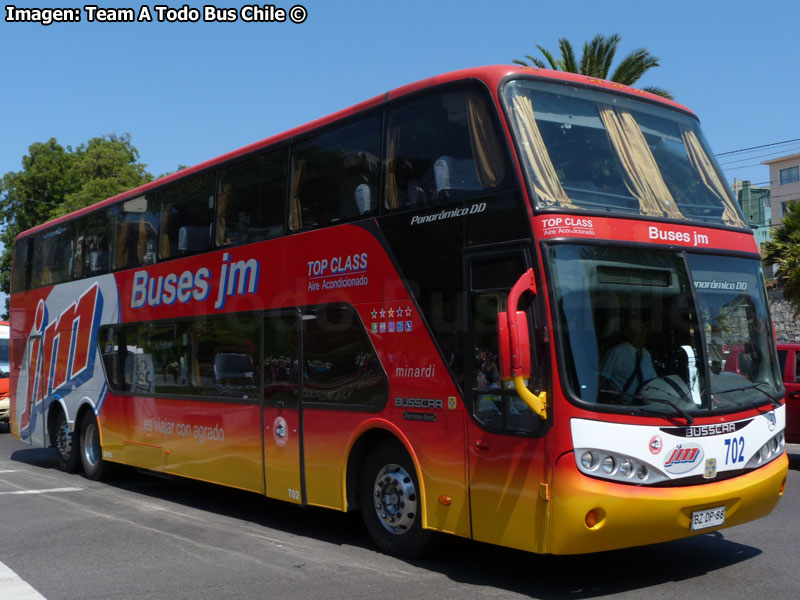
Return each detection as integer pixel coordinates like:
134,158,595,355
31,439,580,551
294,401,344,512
768,288,800,343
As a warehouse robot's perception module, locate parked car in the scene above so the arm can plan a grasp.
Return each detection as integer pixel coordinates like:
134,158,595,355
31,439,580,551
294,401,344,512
777,343,800,444
719,342,798,443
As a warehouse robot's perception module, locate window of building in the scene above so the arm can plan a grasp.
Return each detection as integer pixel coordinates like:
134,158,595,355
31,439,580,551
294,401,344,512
217,149,287,248
290,116,381,230
779,166,799,185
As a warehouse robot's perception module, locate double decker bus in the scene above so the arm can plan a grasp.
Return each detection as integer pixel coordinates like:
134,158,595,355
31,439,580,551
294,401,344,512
9,66,787,557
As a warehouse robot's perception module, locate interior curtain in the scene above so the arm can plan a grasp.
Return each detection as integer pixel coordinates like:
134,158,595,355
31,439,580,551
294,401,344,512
466,95,505,188
385,128,400,209
510,93,576,208
138,220,148,264
289,159,305,230
216,185,229,246
681,126,741,226
113,223,127,270
598,105,683,219
160,207,170,258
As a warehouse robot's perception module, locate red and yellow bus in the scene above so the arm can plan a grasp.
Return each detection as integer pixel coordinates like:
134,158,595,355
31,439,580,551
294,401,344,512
9,66,788,557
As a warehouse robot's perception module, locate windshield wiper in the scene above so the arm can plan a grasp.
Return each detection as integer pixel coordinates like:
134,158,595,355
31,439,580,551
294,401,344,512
639,394,694,424
598,388,694,425
713,383,780,409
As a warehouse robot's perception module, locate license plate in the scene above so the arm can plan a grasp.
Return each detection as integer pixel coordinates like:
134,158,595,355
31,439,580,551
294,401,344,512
690,506,726,531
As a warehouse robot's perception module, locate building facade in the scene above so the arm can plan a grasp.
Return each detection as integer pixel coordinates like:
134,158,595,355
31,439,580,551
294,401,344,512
763,152,800,226
733,179,772,246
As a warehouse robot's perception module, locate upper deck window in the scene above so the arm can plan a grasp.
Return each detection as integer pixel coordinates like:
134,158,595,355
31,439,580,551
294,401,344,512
385,89,508,210
504,79,745,228
290,115,381,230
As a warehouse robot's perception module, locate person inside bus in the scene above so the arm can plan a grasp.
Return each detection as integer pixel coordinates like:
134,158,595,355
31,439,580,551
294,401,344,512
600,314,657,402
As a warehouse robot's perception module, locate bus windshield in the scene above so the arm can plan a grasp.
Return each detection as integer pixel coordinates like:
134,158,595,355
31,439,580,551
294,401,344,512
547,244,781,414
504,79,746,228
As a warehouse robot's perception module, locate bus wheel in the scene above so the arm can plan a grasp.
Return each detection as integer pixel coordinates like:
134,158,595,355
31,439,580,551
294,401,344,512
79,412,110,481
53,409,80,473
359,440,432,559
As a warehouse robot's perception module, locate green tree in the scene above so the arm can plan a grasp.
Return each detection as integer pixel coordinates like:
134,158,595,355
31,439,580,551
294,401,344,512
763,201,800,313
513,33,673,99
49,134,153,218
0,134,152,314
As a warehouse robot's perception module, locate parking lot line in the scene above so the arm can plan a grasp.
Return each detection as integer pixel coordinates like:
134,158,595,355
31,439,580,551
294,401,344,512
0,561,48,600
0,487,83,495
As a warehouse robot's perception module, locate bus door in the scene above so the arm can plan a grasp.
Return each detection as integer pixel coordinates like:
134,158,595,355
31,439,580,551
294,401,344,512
262,310,304,504
465,251,549,553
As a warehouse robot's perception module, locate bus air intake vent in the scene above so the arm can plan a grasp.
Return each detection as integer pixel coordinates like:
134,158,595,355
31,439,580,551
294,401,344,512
597,266,671,287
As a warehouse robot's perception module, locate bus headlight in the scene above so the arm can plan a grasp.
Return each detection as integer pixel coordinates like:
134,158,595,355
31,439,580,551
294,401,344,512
581,451,596,470
746,431,785,469
574,448,667,484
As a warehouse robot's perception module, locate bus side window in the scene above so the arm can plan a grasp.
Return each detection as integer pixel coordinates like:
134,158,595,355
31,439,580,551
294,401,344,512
216,148,287,248
113,196,160,270
75,211,113,279
143,323,192,395
290,115,381,230
31,224,75,286
385,88,507,210
12,237,33,293
159,173,215,260
192,314,261,399
101,325,141,393
302,305,387,409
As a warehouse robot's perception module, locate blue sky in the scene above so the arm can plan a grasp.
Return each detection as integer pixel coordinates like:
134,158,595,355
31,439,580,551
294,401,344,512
1,0,798,310
2,0,798,186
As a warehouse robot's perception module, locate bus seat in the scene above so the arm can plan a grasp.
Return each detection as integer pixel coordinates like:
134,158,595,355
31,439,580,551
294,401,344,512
354,184,377,214
434,156,480,193
407,183,425,207
178,226,211,254
89,251,109,274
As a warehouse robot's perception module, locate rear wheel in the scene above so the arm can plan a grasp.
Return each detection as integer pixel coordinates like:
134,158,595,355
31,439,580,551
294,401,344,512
79,412,111,480
359,440,433,559
53,409,80,473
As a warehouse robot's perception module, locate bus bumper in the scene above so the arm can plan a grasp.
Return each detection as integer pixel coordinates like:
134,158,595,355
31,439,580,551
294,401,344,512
547,451,788,555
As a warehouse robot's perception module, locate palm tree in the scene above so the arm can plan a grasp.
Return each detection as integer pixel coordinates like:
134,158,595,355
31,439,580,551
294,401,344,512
763,201,800,313
513,34,673,99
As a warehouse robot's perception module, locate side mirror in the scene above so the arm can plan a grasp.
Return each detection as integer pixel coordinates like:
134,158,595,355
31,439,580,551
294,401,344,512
498,310,531,381
498,268,547,420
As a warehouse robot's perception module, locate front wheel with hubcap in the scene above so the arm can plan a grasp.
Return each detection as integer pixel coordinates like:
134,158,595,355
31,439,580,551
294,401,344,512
79,412,112,480
359,440,433,559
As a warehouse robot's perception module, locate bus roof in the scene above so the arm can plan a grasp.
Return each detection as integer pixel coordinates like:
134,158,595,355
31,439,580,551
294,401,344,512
16,65,694,239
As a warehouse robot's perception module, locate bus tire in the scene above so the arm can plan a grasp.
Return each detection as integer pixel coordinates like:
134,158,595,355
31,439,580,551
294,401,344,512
359,440,432,559
79,411,111,481
53,409,80,473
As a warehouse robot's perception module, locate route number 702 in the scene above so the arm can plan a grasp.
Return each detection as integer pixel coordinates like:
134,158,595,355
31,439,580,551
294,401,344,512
724,436,745,465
